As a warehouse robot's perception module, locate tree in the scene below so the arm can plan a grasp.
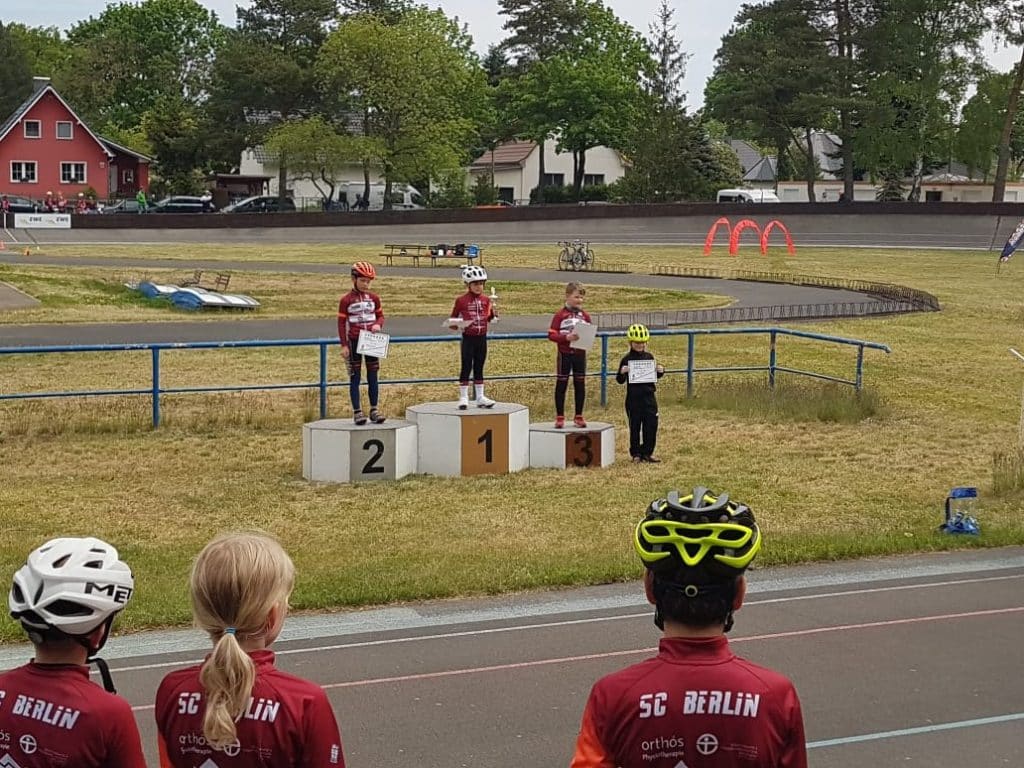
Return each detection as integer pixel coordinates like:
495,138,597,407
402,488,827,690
264,117,382,205
989,1,1024,201
706,0,831,201
57,0,225,132
854,0,990,200
142,93,208,193
647,0,691,110
0,23,33,120
956,70,1024,178
207,0,335,199
6,24,69,78
338,0,412,21
317,9,491,209
507,0,650,197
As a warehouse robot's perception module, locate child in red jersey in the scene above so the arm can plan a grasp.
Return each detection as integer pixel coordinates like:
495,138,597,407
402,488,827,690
338,261,385,425
570,488,807,768
449,264,499,409
156,532,345,767
547,281,591,428
3,536,146,768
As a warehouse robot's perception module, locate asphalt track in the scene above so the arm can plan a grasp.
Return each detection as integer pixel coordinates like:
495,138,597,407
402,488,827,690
0,258,887,347
1,548,1019,767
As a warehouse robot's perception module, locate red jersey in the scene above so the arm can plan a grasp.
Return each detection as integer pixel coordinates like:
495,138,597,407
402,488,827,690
548,305,593,355
337,289,383,350
0,661,146,768
451,292,495,337
155,649,345,768
571,636,806,768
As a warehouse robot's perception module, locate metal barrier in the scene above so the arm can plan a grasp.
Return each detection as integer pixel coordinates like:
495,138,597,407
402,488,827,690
0,328,891,428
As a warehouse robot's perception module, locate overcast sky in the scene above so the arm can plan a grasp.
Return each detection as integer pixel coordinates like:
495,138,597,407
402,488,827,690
3,1,1022,107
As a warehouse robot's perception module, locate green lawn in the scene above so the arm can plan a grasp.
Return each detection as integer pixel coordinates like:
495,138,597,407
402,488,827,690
1,243,1023,642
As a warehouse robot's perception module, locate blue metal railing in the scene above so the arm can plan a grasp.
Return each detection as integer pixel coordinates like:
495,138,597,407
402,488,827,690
0,328,891,427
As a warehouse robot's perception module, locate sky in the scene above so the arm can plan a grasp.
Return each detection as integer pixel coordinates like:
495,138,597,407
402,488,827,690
3,1,1022,108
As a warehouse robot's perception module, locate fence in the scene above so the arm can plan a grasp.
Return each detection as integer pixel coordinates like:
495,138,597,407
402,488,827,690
0,327,891,428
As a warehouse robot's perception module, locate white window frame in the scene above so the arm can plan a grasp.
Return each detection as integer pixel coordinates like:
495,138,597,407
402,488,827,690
60,162,87,185
23,120,41,139
10,161,38,183
56,121,74,140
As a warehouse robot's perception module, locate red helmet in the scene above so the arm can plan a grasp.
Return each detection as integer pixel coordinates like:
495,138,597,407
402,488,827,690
352,261,376,279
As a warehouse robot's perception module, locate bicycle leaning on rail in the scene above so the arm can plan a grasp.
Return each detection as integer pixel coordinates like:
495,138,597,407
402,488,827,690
557,239,596,271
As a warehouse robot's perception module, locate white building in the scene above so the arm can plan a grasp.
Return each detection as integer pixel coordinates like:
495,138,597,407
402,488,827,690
239,145,376,206
469,139,630,204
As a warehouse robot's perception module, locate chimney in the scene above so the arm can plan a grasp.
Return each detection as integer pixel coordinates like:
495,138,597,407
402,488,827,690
32,76,51,92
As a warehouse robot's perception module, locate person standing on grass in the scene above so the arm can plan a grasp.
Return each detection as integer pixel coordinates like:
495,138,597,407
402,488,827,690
450,264,498,409
155,532,345,767
4,536,146,768
570,487,807,768
548,281,591,428
338,261,385,425
616,323,665,463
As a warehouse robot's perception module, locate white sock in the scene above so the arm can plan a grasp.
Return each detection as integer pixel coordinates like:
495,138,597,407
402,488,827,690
460,385,469,400
475,384,485,400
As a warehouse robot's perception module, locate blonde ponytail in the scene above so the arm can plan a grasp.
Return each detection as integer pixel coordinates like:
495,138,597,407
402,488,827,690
189,532,295,749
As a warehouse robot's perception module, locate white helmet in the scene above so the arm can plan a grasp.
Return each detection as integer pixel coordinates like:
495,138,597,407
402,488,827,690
462,264,488,284
9,537,134,638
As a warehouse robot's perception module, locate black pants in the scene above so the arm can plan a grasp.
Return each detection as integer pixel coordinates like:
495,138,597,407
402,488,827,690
555,350,587,416
626,392,659,458
347,352,380,411
459,335,488,384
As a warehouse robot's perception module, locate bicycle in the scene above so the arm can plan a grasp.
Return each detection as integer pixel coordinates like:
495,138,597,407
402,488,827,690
557,239,595,271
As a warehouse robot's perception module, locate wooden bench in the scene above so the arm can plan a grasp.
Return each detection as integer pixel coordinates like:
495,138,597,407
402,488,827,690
381,243,429,266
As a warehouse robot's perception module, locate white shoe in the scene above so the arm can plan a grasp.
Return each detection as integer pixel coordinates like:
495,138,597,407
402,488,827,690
457,396,470,410
476,395,496,408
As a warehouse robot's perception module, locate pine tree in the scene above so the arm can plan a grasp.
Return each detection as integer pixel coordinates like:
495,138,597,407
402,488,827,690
0,23,33,121
647,0,690,110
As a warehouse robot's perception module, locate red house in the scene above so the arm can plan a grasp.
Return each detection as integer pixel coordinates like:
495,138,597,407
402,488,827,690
0,77,151,201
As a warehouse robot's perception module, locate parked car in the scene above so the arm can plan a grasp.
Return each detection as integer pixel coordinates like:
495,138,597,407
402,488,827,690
220,195,296,214
150,196,217,213
102,199,142,214
0,194,40,213
716,188,781,203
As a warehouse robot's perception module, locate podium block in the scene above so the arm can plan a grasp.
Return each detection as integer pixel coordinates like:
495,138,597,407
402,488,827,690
529,422,615,469
302,419,417,483
407,402,529,477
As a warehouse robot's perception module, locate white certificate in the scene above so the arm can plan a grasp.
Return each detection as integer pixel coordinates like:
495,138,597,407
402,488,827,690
356,330,390,359
628,359,657,384
444,317,472,329
569,320,597,351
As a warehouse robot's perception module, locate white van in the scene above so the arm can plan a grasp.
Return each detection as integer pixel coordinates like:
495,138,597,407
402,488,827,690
716,188,781,203
340,182,425,211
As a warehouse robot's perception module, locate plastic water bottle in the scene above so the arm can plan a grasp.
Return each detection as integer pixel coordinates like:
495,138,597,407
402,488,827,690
943,487,979,534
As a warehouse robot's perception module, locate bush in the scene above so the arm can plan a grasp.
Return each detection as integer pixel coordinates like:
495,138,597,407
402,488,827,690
430,171,473,209
471,174,498,205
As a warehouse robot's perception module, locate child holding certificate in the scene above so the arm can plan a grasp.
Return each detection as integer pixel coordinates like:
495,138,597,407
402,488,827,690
547,281,592,428
615,324,665,463
338,261,385,425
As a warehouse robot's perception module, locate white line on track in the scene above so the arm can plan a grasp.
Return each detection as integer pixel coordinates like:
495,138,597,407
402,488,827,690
807,712,1024,749
107,573,1024,676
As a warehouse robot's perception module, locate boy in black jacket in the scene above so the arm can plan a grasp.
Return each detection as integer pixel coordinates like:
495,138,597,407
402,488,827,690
615,324,665,463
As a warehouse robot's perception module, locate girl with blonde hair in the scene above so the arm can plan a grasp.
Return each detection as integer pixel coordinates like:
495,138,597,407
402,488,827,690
155,532,345,766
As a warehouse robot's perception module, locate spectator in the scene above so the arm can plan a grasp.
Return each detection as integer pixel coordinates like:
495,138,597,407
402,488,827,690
44,191,55,212
136,188,148,213
1,194,9,216
75,193,88,215
56,191,67,212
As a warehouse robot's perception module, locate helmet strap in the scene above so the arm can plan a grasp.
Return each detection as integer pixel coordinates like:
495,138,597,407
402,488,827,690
88,656,117,694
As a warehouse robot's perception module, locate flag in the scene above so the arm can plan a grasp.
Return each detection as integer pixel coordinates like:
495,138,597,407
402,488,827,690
999,218,1024,263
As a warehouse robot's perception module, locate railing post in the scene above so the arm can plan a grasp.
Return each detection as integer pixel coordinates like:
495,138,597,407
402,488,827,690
686,333,695,398
769,329,777,390
319,342,328,419
600,334,609,407
151,347,161,428
855,345,865,391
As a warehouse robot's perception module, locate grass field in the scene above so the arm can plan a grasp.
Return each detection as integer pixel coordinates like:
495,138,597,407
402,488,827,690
1,242,1023,642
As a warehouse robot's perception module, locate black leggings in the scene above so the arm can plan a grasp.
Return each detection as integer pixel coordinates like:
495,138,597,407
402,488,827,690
626,393,659,458
348,352,380,411
459,335,488,384
555,350,587,416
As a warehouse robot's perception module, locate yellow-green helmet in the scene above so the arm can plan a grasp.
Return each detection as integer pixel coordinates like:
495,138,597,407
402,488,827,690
634,487,761,578
627,324,650,343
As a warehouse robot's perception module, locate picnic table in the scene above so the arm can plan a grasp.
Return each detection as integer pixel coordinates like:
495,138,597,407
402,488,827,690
381,243,484,267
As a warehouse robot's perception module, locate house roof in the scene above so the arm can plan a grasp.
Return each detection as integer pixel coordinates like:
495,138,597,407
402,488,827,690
99,135,152,163
0,78,112,158
743,156,777,182
728,139,764,175
470,140,537,170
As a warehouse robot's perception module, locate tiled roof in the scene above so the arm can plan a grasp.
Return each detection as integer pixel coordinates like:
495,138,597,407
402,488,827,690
743,156,777,182
0,81,48,143
471,140,536,169
0,79,112,157
99,135,152,163
728,139,764,175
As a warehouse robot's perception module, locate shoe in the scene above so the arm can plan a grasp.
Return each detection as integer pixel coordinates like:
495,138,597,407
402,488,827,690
369,409,386,424
573,415,587,428
353,410,368,426
555,415,565,429
642,456,661,463
631,456,643,463
476,395,496,408
457,396,469,410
